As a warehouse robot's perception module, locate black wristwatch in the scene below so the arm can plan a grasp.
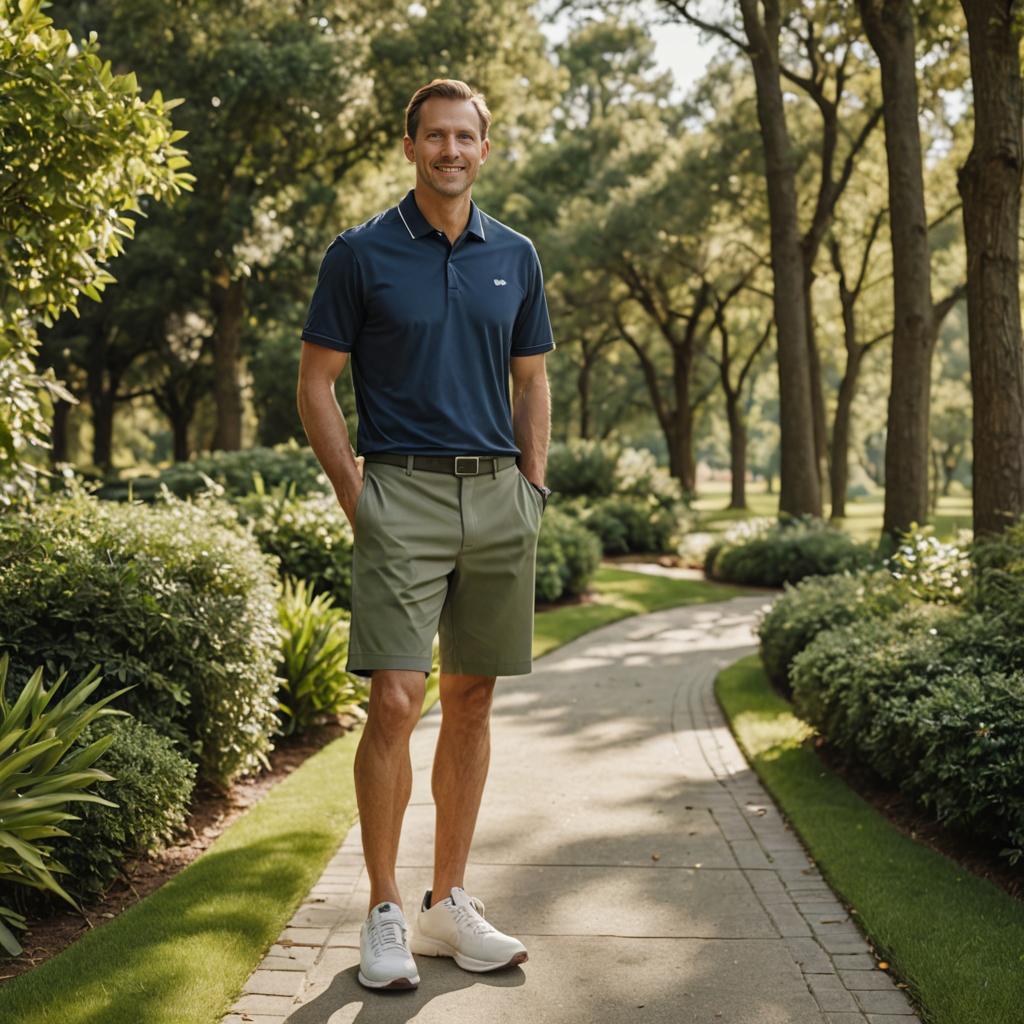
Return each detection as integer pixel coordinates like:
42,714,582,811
529,481,552,509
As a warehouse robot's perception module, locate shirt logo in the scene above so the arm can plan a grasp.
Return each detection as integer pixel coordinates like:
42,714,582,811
493,278,507,286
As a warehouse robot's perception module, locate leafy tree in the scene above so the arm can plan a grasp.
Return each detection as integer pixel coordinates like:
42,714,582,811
0,0,190,503
659,0,822,516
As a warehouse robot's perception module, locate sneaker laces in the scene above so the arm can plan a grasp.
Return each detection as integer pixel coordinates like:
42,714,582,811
450,895,496,936
367,916,409,956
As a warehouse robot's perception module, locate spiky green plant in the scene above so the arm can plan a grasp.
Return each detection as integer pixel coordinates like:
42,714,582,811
0,654,132,955
276,576,365,735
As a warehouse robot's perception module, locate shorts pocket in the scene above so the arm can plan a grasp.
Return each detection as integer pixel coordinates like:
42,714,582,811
518,470,545,519
354,469,375,531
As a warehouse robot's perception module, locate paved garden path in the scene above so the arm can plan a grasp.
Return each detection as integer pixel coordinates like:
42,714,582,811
224,595,920,1024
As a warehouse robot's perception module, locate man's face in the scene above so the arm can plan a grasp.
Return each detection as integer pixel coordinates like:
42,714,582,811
403,97,490,199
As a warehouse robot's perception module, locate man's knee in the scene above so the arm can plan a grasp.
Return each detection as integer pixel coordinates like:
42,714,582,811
367,670,425,736
440,674,496,723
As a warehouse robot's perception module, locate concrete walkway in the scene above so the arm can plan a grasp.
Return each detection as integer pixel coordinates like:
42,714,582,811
224,596,920,1024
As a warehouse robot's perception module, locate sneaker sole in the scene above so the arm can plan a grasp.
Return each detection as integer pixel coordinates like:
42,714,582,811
412,935,528,972
357,970,420,989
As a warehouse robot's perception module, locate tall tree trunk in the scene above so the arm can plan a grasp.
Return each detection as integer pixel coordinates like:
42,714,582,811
50,398,71,466
577,355,592,440
726,395,748,509
88,379,118,473
858,0,935,541
211,272,245,451
958,0,1024,536
830,347,865,519
803,285,829,488
672,348,696,493
738,0,821,517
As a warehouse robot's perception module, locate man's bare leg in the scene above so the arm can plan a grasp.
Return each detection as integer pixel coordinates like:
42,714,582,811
354,669,426,913
429,672,496,907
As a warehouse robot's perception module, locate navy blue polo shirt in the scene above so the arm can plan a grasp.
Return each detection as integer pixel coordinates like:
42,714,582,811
301,189,556,457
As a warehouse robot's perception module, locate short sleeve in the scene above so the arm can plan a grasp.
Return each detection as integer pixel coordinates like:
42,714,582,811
510,245,556,356
301,237,364,352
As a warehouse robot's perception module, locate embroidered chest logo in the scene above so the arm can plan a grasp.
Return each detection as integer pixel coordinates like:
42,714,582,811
493,278,507,287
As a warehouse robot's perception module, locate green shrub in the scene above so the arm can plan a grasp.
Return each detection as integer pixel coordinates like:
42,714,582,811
757,569,907,691
535,508,602,603
789,605,958,775
545,440,619,498
0,655,130,956
582,495,679,554
885,528,972,604
545,440,684,511
534,527,569,603
47,715,196,901
235,484,354,607
707,515,877,586
276,576,367,735
970,516,1024,626
790,607,1024,861
95,441,329,502
612,446,685,510
0,487,282,788
907,668,1024,860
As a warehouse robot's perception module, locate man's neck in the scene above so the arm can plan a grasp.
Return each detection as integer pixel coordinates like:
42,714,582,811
413,186,473,245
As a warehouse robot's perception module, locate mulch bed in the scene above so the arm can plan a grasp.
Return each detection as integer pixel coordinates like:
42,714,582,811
0,714,360,983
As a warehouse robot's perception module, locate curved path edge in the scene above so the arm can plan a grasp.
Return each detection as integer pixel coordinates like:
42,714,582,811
224,596,921,1024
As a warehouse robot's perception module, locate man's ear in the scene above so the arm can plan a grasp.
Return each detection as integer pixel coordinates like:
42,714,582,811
402,135,415,163
480,138,490,163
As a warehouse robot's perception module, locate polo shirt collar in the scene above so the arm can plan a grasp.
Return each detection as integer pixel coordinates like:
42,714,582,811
397,189,486,242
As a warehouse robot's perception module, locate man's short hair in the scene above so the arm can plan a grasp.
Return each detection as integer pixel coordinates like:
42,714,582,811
405,79,492,141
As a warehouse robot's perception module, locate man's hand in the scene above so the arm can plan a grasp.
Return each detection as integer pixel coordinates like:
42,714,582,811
297,342,365,533
337,458,365,530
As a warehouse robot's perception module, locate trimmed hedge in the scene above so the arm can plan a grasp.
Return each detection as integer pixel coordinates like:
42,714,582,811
0,488,282,788
579,495,678,555
96,441,329,503
235,486,354,607
757,570,906,692
535,508,602,603
757,530,977,690
706,515,877,587
790,607,1024,861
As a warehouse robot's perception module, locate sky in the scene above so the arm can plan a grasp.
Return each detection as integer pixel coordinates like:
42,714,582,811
541,5,718,100
648,17,717,97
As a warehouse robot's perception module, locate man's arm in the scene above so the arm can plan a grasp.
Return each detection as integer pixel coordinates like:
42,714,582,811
510,352,551,487
296,340,363,527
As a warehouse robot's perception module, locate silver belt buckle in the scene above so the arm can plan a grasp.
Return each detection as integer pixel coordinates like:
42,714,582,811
454,456,480,476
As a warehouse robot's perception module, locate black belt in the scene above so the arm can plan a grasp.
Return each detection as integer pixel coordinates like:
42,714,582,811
363,453,518,476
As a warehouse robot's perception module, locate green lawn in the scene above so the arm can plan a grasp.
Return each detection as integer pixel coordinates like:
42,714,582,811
692,480,973,544
533,566,755,657
0,566,747,1024
716,655,1024,1024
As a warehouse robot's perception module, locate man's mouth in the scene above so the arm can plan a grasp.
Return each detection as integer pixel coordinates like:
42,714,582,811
435,165,465,175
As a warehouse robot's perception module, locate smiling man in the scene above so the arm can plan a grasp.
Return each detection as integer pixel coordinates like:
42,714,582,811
296,79,555,991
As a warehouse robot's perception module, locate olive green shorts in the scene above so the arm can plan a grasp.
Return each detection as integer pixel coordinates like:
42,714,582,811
346,458,545,679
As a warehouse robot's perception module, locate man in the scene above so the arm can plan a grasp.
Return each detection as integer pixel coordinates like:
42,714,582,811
296,79,555,991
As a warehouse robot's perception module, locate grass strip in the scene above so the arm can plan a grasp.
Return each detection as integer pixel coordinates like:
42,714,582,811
533,566,753,657
0,566,744,1022
715,654,1024,1024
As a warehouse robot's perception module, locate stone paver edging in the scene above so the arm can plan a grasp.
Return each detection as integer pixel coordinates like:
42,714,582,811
223,596,920,1024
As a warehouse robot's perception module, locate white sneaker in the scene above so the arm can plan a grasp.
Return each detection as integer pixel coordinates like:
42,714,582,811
358,900,420,989
410,886,528,972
